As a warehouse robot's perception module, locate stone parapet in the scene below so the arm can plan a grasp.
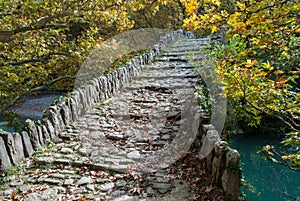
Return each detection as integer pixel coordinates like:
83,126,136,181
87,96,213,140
196,121,241,200
0,29,191,171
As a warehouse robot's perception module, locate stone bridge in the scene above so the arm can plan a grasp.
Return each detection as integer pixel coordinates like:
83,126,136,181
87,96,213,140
0,30,240,201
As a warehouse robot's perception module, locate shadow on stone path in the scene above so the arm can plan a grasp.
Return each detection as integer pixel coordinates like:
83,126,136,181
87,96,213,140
0,38,218,201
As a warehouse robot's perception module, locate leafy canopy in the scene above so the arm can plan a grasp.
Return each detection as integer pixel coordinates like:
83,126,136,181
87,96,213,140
0,0,176,112
180,0,300,169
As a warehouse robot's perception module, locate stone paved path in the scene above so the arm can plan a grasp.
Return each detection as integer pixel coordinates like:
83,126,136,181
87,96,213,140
0,38,211,201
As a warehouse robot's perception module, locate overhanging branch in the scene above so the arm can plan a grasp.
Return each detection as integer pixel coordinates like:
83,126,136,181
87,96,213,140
0,52,73,66
261,147,300,171
244,98,299,132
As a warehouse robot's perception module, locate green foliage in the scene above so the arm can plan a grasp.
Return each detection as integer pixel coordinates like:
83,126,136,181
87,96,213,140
196,80,212,116
0,164,26,184
0,1,114,111
180,0,300,167
283,132,300,148
2,112,22,132
130,1,184,30
212,36,299,128
0,0,180,113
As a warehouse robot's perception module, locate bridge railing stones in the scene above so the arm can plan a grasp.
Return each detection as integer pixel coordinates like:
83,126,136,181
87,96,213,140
195,116,241,201
0,29,191,171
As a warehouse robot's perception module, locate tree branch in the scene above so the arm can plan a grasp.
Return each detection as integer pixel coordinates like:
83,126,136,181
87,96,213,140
0,24,68,36
0,13,72,43
228,0,291,15
249,0,293,15
245,98,299,132
262,147,300,171
0,52,73,66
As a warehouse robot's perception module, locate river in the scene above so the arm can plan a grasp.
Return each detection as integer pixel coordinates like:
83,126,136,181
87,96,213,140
0,92,64,132
232,134,300,201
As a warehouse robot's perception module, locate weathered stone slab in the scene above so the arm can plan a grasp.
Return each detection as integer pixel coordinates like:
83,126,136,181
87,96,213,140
0,136,11,170
59,101,71,125
106,74,112,97
48,106,65,133
212,141,228,186
41,125,50,143
68,97,78,122
111,75,117,95
20,131,34,157
91,79,100,103
199,129,219,159
98,182,114,192
0,132,24,164
42,119,56,139
88,84,96,106
221,149,240,201
70,90,82,117
12,133,25,164
75,90,84,115
83,86,91,108
24,119,41,149
24,188,59,201
123,67,129,83
36,125,45,147
97,76,105,99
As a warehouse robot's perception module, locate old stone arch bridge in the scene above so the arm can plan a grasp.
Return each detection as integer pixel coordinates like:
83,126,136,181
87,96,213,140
0,30,240,201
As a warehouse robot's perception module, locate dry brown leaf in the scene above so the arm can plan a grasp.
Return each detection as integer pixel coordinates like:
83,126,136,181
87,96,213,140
130,187,144,194
205,184,212,193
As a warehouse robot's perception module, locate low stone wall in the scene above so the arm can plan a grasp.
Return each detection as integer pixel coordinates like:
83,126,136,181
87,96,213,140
0,30,191,171
195,117,241,201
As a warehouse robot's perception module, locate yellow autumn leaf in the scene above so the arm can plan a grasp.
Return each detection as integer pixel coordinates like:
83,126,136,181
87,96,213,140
214,0,221,7
211,25,219,34
221,10,229,17
274,70,284,75
246,59,257,67
150,2,159,13
212,14,221,20
158,0,169,5
251,38,260,45
185,0,200,15
237,2,246,10
200,14,208,20
263,62,271,69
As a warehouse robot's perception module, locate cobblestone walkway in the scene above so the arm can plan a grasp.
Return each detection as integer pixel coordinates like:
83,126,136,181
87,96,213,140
1,38,210,201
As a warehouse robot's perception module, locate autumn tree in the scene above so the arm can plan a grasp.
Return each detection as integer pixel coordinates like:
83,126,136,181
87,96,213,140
129,0,185,30
179,0,300,168
0,0,177,113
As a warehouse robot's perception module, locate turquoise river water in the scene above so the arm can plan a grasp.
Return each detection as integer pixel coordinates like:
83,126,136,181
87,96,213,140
232,134,300,201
